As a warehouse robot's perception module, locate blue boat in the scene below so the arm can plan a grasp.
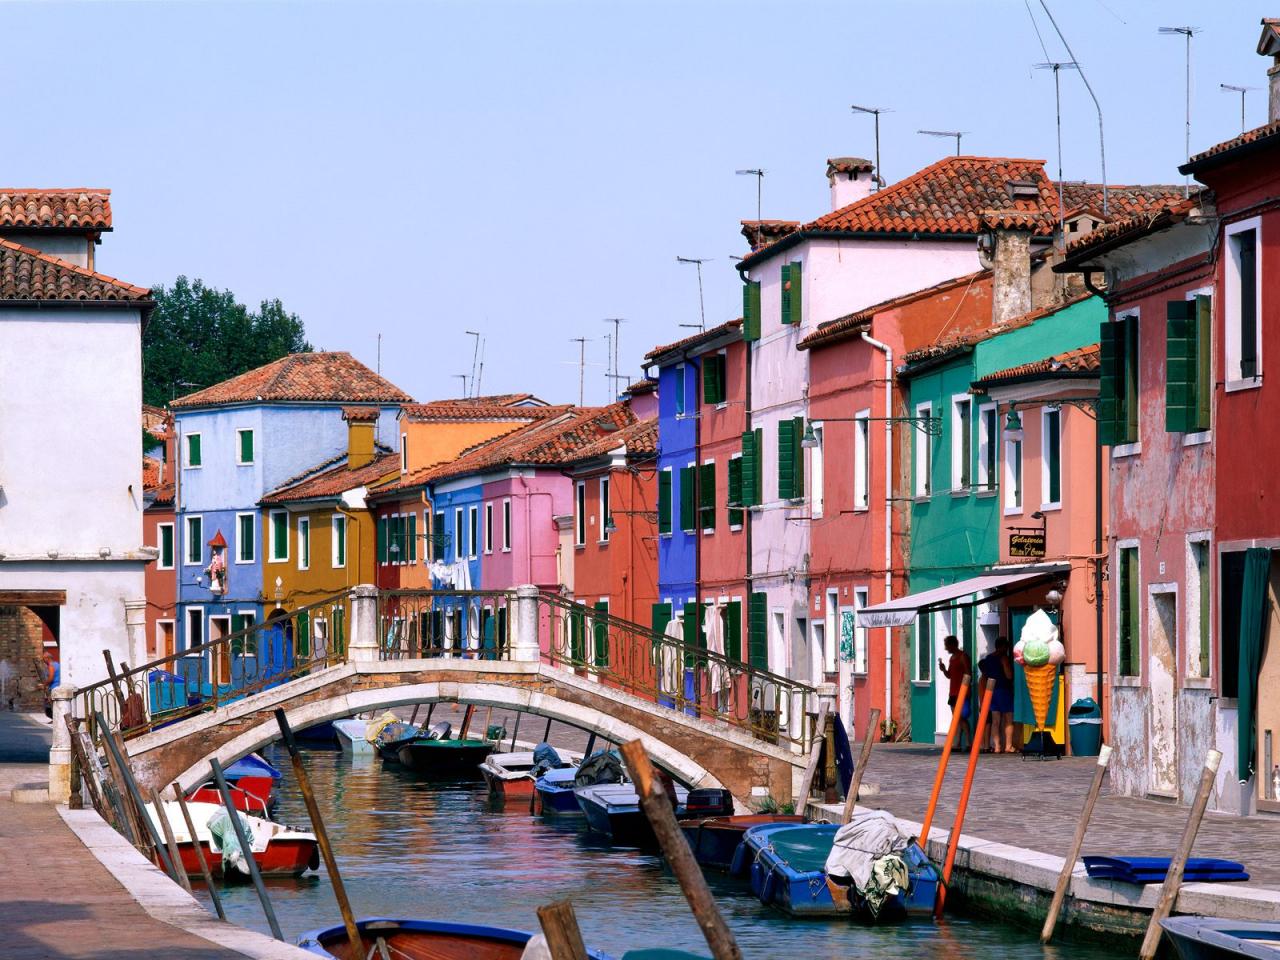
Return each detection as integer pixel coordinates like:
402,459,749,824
576,782,690,847
297,917,614,959
1161,917,1280,960
742,822,940,919
535,766,583,815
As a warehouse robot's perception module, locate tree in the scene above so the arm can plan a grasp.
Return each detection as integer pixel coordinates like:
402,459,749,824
142,277,312,406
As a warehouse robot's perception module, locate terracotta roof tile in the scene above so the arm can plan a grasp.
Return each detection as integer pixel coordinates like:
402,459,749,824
171,352,412,409
902,292,1095,367
973,343,1100,389
0,237,149,302
1057,197,1201,268
400,400,566,423
1181,120,1280,174
740,220,801,250
261,451,400,504
562,417,657,462
644,318,742,363
623,378,657,396
0,189,112,230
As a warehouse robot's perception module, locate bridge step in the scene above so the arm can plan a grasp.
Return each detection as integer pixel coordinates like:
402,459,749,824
10,782,50,804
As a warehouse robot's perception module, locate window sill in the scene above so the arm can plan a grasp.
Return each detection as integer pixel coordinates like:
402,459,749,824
1225,377,1262,394
236,462,254,468
1113,675,1143,688
701,529,715,536
1183,677,1213,690
1218,697,1239,709
715,402,728,411
267,558,289,564
1003,506,1024,516
596,540,610,546
183,465,202,470
1112,441,1142,459
913,495,931,504
1183,431,1211,447
851,506,870,514
911,680,932,688
233,559,254,566
975,489,998,499
157,565,175,572
729,524,743,532
502,548,512,554
951,489,970,499
1039,503,1062,513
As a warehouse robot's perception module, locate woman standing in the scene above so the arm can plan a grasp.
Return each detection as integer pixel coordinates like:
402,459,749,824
980,638,1016,753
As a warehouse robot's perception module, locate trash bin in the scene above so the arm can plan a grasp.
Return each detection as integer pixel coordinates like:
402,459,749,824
1067,697,1102,756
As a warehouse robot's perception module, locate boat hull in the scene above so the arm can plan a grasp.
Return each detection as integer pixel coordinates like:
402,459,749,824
576,783,690,848
297,917,612,960
396,740,495,778
333,719,376,756
681,815,804,872
162,837,320,879
534,776,583,815
1161,917,1280,960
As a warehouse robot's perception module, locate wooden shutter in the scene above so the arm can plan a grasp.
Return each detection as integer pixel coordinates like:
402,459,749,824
296,611,310,658
1195,294,1212,430
778,419,795,499
679,465,696,532
1097,320,1123,446
683,601,705,669
658,470,672,535
593,601,610,667
743,281,762,342
188,434,201,466
432,512,445,561
740,431,756,507
703,355,724,405
780,264,792,324
407,513,417,563
651,602,672,636
753,428,763,503
793,416,805,497
239,430,253,463
1123,317,1139,443
1166,299,1197,433
727,458,744,526
724,601,742,661
1239,230,1258,378
748,593,768,669
569,606,585,664
787,262,802,325
699,462,716,530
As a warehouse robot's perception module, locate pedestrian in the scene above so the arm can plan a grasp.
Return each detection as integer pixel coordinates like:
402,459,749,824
40,650,59,718
938,635,972,749
979,637,1016,753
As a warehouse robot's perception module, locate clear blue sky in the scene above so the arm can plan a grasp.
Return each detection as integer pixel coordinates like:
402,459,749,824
6,1,1268,405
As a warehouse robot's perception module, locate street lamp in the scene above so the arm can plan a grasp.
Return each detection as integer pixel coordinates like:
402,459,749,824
1004,408,1025,441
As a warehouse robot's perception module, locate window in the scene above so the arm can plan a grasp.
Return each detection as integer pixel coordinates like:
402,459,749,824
914,612,932,683
574,482,586,546
599,477,612,542
185,608,203,650
951,396,971,491
658,468,673,535
853,588,870,675
1166,293,1213,431
431,511,446,561
270,510,289,562
740,428,763,507
236,512,255,563
727,455,744,527
157,523,174,570
777,417,804,500
1099,315,1139,445
1117,545,1140,677
702,353,727,405
1225,221,1261,385
185,516,203,566
400,433,408,472
674,366,687,417
332,515,347,568
297,517,310,570
484,503,494,554
977,403,997,490
455,507,465,559
501,499,512,552
699,461,716,532
1220,550,1247,698
185,433,202,468
1004,435,1023,512
780,261,802,325
914,403,932,496
810,423,825,518
1042,407,1062,507
236,428,254,465
1187,536,1211,678
468,506,478,558
747,593,768,670
854,412,870,510
377,515,389,565
679,464,696,532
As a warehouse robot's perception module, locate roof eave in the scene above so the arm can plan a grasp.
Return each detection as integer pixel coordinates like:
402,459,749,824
898,344,974,379
644,326,742,367
1180,131,1280,176
737,228,1021,272
974,370,1099,390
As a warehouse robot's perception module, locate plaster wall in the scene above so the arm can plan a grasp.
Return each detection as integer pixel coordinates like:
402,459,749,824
481,470,571,591
143,504,176,658
655,360,697,608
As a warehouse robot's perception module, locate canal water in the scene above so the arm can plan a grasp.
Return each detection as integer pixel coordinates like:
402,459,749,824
210,745,1125,959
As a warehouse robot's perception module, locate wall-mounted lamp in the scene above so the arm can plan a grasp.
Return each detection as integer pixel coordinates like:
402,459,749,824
1004,408,1025,441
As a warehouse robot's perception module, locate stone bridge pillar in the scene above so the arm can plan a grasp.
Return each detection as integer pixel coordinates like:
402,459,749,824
513,585,540,662
348,584,380,664
49,683,76,803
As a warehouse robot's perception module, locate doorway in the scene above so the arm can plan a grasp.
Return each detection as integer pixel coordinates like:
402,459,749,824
209,615,231,685
1259,557,1280,807
811,622,826,687
1148,589,1178,798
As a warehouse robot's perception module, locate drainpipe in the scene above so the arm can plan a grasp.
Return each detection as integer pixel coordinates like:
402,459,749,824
861,331,894,733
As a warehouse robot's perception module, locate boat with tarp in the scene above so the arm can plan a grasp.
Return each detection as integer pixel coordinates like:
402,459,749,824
144,800,319,879
188,753,280,814
534,765,582,815
395,718,495,778
681,814,804,872
297,918,615,959
479,742,579,798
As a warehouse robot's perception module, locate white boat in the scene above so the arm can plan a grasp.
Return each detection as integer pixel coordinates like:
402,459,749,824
477,746,580,797
333,717,376,756
143,800,319,878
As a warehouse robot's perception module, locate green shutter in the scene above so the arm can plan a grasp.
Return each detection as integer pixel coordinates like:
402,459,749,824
748,593,768,670
296,611,310,658
753,429,763,503
160,525,173,568
724,601,742,661
593,601,610,667
408,513,417,563
1098,320,1123,446
336,518,346,567
727,457,744,527
699,462,716,530
788,262,802,325
703,355,724,405
740,432,757,507
1047,412,1061,504
1195,294,1212,430
569,606,585,664
743,281,762,342
1166,299,1197,433
780,264,792,325
188,434,201,466
1123,318,1139,443
651,602,672,636
432,512,445,561
658,470,672,535
778,419,796,499
239,430,253,463
682,601,705,669
377,516,388,565
793,416,805,498
679,465,696,532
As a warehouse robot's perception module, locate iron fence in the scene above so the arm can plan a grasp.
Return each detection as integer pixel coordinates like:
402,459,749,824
376,590,517,660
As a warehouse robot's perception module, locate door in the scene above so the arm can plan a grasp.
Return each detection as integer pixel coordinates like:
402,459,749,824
811,622,826,688
209,616,231,686
1260,558,1280,806
1148,591,1178,798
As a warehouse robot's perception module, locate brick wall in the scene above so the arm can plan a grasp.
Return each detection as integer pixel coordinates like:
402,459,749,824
0,605,52,709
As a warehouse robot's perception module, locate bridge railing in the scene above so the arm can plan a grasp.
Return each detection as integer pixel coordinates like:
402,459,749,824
74,592,352,741
376,589,517,660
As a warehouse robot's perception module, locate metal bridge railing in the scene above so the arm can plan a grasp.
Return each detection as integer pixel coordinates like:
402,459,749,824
376,589,518,661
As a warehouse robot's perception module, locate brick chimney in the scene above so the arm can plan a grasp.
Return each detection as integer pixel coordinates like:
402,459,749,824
1259,18,1280,123
826,157,877,210
342,406,378,469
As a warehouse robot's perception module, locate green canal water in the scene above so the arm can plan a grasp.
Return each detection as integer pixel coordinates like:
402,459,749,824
209,746,1126,959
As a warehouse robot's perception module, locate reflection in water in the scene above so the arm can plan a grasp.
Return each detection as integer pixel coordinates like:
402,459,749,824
209,748,1122,959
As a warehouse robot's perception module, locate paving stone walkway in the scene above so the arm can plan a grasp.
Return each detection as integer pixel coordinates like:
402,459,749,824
839,742,1280,890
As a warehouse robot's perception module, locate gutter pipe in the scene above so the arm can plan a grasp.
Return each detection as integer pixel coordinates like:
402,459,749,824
861,330,894,734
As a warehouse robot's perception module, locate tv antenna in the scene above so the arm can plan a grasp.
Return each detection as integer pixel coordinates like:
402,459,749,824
735,169,765,221
603,319,626,399
453,373,468,397
1159,25,1200,197
569,336,589,406
850,104,890,187
676,257,711,332
918,129,967,156
475,336,487,397
465,330,482,398
1035,61,1079,239
1220,83,1258,134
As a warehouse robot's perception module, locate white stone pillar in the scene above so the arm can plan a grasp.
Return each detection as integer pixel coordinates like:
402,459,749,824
49,683,77,804
124,598,146,668
348,584,380,665
513,585,540,663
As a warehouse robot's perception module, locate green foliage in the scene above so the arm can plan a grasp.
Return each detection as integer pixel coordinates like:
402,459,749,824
142,277,312,406
755,796,796,816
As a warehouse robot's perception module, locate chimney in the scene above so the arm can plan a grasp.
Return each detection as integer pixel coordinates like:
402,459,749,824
826,157,877,210
1260,18,1280,123
342,406,378,469
979,212,1036,326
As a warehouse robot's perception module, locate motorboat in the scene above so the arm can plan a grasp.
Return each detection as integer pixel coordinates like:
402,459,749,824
297,918,614,959
144,799,319,879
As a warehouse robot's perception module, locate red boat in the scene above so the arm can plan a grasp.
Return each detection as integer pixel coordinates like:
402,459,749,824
477,747,580,798
146,800,319,879
187,753,280,814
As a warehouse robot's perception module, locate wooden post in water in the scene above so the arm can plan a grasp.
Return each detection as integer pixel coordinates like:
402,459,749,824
537,900,589,960
458,704,476,740
919,674,970,846
1041,744,1112,943
275,708,362,953
509,711,522,752
148,786,193,894
620,739,743,960
65,718,106,821
795,700,830,818
171,782,226,921
1138,749,1222,960
210,757,284,941
934,679,994,918
543,717,554,744
841,707,882,824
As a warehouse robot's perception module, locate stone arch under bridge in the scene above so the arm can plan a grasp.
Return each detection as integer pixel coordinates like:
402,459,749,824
122,659,806,807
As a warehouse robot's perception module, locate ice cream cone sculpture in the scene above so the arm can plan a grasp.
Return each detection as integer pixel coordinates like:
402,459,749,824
1024,662,1057,731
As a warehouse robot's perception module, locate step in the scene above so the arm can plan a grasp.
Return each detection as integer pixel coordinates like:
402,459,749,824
10,782,50,804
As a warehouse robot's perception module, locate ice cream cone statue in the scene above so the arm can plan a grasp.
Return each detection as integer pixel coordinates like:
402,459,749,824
1014,608,1067,735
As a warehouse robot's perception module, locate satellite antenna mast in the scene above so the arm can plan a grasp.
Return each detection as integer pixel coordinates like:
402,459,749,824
918,129,967,156
1220,83,1257,134
569,337,588,406
850,104,891,187
676,257,711,331
465,330,482,398
735,169,765,221
1035,61,1080,239
1160,25,1201,197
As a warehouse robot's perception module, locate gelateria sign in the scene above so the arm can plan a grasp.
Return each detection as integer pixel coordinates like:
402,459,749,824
1008,531,1046,558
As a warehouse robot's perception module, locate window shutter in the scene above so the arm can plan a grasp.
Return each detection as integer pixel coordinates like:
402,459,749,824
377,516,388,565
777,419,796,499
727,458,744,526
569,606,585,664
651,602,672,637
1097,320,1123,446
780,264,792,324
1047,414,1061,504
740,432,756,507
593,601,609,667
724,601,742,661
432,512,445,561
1239,230,1258,378
682,601,705,669
743,281,762,342
1195,294,1212,430
753,429,763,503
788,262,802,325
239,430,252,463
747,593,768,669
189,434,201,466
658,471,672,535
699,462,716,529
793,416,805,497
1166,299,1196,433
703,355,724,405
408,513,417,563
1123,318,1139,443
679,465,696,532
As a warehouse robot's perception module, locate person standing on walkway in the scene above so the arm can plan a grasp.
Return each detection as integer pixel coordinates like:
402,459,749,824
939,635,972,750
979,637,1016,753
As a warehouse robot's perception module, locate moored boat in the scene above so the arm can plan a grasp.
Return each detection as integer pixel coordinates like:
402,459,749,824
682,814,804,872
333,717,376,756
534,766,583,815
297,917,614,959
575,782,693,847
188,753,280,814
397,737,495,778
1161,917,1280,960
144,800,319,879
478,746,579,797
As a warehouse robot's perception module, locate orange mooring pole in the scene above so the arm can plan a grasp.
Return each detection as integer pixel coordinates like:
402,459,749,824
918,674,970,846
934,678,993,919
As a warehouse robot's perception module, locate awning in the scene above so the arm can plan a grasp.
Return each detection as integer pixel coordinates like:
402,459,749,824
856,565,1068,628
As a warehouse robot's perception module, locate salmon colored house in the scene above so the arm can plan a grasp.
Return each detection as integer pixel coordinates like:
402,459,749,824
143,406,177,659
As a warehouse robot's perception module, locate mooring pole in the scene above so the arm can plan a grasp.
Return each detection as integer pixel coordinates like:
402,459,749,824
210,758,284,941
934,679,994,918
919,675,970,846
841,707,882,824
795,700,830,818
148,786,193,894
1042,744,1112,942
95,712,177,880
537,900,590,960
171,782,226,921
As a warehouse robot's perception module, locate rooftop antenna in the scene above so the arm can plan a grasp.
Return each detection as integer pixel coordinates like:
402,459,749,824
465,330,482,397
1039,1,1108,217
1160,26,1200,197
603,319,625,393
918,129,967,156
850,104,891,187
569,337,589,406
376,333,381,374
453,373,468,397
735,169,765,221
1220,83,1257,134
1034,61,1080,240
676,257,711,331
475,337,486,397
603,332,612,403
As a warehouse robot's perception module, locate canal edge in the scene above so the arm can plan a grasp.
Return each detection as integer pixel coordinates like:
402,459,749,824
57,804,315,959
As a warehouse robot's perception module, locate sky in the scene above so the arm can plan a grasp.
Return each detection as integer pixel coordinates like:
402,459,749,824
5,1,1270,406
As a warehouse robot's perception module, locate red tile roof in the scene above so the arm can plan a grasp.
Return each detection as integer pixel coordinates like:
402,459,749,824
563,417,658,462
1056,197,1201,270
0,189,112,230
644,318,742,363
400,400,566,423
1181,120,1280,175
901,292,1095,367
740,220,801,251
0,237,149,302
973,343,1100,389
171,352,412,409
341,405,380,422
261,451,400,504
623,378,657,396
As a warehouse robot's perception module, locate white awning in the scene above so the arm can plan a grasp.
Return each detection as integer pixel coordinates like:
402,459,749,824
856,566,1067,628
